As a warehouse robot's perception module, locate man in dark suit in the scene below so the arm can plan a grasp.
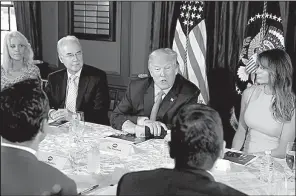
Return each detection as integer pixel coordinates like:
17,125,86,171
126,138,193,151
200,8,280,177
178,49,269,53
45,35,110,125
0,79,77,195
117,103,247,196
110,48,200,136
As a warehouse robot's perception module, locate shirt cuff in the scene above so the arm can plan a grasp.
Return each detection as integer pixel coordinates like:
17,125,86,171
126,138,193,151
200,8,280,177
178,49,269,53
137,116,149,126
48,109,56,120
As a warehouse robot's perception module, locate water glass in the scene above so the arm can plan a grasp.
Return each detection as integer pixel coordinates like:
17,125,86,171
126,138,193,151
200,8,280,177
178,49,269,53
267,172,288,195
68,146,86,172
87,144,101,174
70,111,85,143
73,111,84,121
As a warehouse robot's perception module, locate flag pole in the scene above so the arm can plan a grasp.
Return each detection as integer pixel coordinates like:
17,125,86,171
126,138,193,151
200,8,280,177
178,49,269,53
183,1,190,79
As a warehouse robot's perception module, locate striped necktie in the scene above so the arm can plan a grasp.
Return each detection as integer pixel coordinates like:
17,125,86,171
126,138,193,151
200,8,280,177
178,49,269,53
150,90,164,121
66,75,78,113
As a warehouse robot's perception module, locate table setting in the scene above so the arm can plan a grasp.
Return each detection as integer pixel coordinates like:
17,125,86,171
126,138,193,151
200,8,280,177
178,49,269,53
39,115,295,195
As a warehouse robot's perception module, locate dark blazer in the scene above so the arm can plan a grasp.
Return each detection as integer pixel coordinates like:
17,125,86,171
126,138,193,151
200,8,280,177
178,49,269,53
1,146,77,195
45,64,110,125
110,74,200,130
117,168,247,196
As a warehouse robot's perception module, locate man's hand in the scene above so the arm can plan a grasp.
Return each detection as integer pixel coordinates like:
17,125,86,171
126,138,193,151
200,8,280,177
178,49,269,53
143,119,168,136
49,109,69,122
42,184,62,196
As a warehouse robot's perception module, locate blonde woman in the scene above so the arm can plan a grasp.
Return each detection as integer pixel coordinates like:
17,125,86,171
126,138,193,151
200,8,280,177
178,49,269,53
1,31,41,90
232,49,295,158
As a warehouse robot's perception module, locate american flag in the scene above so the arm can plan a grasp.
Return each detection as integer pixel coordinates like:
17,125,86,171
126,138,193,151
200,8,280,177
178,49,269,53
172,1,209,104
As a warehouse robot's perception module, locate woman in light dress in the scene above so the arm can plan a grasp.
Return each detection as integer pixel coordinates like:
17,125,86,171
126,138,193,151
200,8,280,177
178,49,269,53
232,49,295,158
1,31,41,91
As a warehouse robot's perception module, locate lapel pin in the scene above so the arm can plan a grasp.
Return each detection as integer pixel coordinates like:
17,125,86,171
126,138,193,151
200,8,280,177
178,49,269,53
170,98,174,102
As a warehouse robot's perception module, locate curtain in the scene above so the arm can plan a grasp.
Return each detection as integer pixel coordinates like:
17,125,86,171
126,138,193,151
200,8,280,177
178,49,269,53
149,1,181,53
204,2,249,148
14,1,42,60
279,1,296,93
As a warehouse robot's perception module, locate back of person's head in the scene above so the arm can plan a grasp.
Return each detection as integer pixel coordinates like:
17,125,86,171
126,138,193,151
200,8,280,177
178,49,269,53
169,103,224,170
0,79,49,143
257,48,295,122
57,35,81,55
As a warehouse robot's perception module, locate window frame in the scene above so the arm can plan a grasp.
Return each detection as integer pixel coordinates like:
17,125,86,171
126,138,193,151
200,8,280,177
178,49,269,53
1,1,17,64
69,1,116,42
1,2,14,31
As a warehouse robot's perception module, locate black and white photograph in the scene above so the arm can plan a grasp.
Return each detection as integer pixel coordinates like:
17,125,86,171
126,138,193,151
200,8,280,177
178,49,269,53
1,1,295,195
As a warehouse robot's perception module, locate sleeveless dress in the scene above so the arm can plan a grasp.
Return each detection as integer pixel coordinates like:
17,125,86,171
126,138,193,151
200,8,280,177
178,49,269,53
243,86,283,153
1,64,41,91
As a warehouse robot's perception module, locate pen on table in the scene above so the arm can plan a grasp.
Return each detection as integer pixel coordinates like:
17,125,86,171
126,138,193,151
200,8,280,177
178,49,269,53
78,184,99,195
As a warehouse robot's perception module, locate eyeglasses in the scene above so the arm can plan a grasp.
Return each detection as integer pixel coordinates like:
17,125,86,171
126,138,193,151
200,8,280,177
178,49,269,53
63,51,83,59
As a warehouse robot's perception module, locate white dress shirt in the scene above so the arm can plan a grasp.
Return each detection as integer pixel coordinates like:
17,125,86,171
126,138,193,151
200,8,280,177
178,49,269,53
48,68,83,119
65,68,82,108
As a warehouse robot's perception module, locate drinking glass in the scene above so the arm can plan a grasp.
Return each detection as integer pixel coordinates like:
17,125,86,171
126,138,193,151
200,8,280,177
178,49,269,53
71,111,84,123
70,111,85,143
285,142,295,181
68,145,87,173
267,171,288,195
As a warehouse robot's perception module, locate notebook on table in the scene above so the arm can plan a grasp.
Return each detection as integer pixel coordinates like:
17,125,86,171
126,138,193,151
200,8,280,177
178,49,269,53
223,149,258,166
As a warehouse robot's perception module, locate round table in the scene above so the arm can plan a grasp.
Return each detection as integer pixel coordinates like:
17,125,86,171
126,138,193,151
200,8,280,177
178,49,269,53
39,122,295,195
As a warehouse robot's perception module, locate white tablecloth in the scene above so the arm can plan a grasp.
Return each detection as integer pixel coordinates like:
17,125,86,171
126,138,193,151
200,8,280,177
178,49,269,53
39,122,295,195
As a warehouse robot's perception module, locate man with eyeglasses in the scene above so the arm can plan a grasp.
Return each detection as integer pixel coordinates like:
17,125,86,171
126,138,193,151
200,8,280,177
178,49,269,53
45,35,110,125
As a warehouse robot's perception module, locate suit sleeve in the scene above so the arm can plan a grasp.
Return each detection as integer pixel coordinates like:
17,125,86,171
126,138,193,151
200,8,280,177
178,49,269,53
87,71,110,125
44,74,56,110
63,178,78,195
110,81,138,130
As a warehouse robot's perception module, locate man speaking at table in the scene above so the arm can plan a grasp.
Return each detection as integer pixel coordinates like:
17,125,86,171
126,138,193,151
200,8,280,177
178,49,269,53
0,79,77,195
110,48,200,136
117,103,247,195
45,35,110,125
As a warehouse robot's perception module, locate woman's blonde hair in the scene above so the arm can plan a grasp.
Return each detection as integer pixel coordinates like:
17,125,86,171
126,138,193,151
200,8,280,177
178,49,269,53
2,31,34,71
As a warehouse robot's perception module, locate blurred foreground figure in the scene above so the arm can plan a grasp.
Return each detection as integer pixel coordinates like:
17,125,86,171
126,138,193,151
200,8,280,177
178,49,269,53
117,103,247,196
1,79,77,195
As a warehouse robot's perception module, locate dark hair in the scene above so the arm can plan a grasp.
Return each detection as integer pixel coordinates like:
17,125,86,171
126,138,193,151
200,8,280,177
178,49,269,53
170,103,223,170
257,49,295,122
0,79,49,142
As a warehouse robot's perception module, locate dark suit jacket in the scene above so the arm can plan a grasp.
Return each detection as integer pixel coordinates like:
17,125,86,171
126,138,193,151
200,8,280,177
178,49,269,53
117,168,248,196
45,64,110,125
1,146,77,195
110,74,200,130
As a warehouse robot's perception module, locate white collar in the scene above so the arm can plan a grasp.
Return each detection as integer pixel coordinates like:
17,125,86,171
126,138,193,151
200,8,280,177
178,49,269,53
206,169,214,178
67,67,82,79
1,142,37,157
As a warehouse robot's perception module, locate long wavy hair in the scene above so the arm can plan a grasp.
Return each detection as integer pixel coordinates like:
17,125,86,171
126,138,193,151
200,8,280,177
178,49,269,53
257,49,295,122
2,31,34,72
